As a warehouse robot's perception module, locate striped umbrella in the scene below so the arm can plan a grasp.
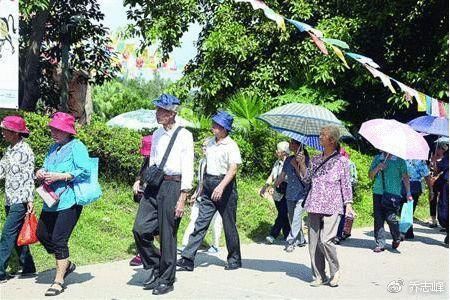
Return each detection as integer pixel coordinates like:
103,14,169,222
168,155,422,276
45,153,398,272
407,116,449,137
258,103,352,137
273,128,323,151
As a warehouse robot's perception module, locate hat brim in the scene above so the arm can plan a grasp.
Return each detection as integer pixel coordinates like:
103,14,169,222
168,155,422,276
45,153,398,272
48,123,77,135
153,101,179,112
0,123,30,135
212,118,232,132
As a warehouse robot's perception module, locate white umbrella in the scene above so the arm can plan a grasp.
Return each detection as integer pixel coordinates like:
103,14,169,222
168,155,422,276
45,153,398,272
106,109,195,130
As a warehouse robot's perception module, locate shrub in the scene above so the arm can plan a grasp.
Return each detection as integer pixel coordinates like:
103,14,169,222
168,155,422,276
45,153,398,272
92,77,169,120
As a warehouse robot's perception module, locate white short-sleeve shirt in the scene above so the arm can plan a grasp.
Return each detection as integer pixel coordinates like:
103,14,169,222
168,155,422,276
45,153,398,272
205,136,242,176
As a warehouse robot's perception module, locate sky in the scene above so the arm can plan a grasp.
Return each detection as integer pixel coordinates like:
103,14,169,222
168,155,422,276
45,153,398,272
98,0,201,81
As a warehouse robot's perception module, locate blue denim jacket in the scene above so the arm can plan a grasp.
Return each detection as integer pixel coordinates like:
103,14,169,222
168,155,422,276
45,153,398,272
42,139,91,212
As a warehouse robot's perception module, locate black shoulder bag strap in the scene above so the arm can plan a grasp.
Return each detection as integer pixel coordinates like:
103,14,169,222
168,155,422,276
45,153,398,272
158,126,183,170
301,151,339,207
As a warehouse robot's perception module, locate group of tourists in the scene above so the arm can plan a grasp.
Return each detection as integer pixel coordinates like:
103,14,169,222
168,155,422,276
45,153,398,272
0,112,90,296
0,93,448,296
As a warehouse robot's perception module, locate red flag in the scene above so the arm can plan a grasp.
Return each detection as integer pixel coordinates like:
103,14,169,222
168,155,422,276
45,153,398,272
308,32,328,55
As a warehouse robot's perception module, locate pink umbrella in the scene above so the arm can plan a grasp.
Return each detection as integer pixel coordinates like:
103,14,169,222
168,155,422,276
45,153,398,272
359,119,430,160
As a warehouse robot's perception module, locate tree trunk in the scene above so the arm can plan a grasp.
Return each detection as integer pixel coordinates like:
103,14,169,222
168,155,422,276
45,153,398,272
19,9,49,111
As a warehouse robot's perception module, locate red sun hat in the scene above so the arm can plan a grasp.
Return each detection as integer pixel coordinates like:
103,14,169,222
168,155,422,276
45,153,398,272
48,112,77,135
140,135,152,156
0,116,30,135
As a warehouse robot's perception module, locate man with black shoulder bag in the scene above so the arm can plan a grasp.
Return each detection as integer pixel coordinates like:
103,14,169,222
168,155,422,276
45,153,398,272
132,94,194,295
369,152,412,253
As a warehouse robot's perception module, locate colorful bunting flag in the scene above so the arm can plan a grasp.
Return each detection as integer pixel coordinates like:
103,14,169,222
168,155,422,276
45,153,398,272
431,98,440,117
263,8,286,30
438,101,447,117
308,32,328,55
365,66,396,93
234,0,446,113
235,0,268,10
346,52,380,69
426,96,432,115
286,19,312,32
331,45,350,68
416,92,427,112
322,38,350,49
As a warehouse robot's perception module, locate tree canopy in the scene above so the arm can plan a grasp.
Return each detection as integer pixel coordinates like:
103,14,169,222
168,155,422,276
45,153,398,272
125,0,448,127
19,0,119,110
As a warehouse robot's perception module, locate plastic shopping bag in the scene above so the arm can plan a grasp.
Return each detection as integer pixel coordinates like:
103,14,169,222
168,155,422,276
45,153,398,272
399,200,414,234
17,213,39,246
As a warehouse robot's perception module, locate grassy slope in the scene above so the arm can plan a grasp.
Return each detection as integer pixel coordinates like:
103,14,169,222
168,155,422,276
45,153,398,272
0,176,431,272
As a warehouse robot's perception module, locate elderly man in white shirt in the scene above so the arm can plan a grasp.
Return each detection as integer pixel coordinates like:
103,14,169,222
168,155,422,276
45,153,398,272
132,94,194,296
177,111,242,272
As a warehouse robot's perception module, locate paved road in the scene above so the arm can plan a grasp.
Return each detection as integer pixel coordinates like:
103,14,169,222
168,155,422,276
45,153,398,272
1,223,448,299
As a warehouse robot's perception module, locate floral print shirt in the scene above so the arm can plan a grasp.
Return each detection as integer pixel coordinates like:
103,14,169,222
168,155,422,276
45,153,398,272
303,152,353,215
0,139,35,206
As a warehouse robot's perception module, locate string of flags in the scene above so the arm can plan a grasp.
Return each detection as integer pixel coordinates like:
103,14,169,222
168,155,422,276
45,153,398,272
234,0,449,118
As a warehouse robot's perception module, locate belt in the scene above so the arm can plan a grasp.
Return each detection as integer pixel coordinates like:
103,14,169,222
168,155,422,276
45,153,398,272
164,175,181,181
205,174,225,179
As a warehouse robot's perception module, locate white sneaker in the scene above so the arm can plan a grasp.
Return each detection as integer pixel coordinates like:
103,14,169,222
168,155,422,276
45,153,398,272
329,271,340,287
310,277,329,287
265,236,275,244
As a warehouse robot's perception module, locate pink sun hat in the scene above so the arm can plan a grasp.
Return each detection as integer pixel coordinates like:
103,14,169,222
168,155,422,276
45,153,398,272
0,116,30,136
140,135,152,156
48,112,77,135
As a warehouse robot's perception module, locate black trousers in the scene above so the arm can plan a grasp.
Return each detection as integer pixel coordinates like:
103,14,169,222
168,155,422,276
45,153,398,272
133,180,181,285
36,205,82,260
181,175,241,266
373,194,400,248
269,196,290,239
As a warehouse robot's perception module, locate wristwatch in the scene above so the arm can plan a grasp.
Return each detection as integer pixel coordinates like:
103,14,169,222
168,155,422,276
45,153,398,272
180,189,191,193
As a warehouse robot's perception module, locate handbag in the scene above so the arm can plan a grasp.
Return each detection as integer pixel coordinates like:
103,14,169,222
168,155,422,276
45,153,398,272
74,157,102,206
380,170,402,211
17,213,39,246
142,127,183,189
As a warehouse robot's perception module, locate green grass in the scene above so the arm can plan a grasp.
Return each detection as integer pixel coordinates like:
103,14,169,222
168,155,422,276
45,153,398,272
0,176,431,273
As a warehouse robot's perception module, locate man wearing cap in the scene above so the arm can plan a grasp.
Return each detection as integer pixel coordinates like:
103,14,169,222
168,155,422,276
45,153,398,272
132,94,194,295
0,116,36,283
177,111,242,272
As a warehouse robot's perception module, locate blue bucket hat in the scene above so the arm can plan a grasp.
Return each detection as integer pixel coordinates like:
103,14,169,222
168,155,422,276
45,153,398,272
212,111,234,132
153,94,181,112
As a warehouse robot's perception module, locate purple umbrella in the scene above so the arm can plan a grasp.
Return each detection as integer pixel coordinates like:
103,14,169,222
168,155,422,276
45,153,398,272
407,116,449,137
359,119,430,160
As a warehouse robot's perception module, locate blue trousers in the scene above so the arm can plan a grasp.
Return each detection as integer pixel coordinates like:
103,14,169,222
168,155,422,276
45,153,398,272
0,203,36,279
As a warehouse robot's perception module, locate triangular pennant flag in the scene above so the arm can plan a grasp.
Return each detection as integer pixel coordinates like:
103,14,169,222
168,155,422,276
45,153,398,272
346,52,380,68
308,32,328,55
416,92,427,112
426,95,432,115
438,101,447,117
262,8,286,30
331,45,350,68
286,19,312,32
322,38,350,49
431,98,440,117
309,28,323,38
365,66,396,93
235,0,269,10
395,80,419,102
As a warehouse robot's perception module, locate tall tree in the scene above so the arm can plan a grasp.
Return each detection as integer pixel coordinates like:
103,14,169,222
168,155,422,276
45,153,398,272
125,0,448,126
19,0,119,111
